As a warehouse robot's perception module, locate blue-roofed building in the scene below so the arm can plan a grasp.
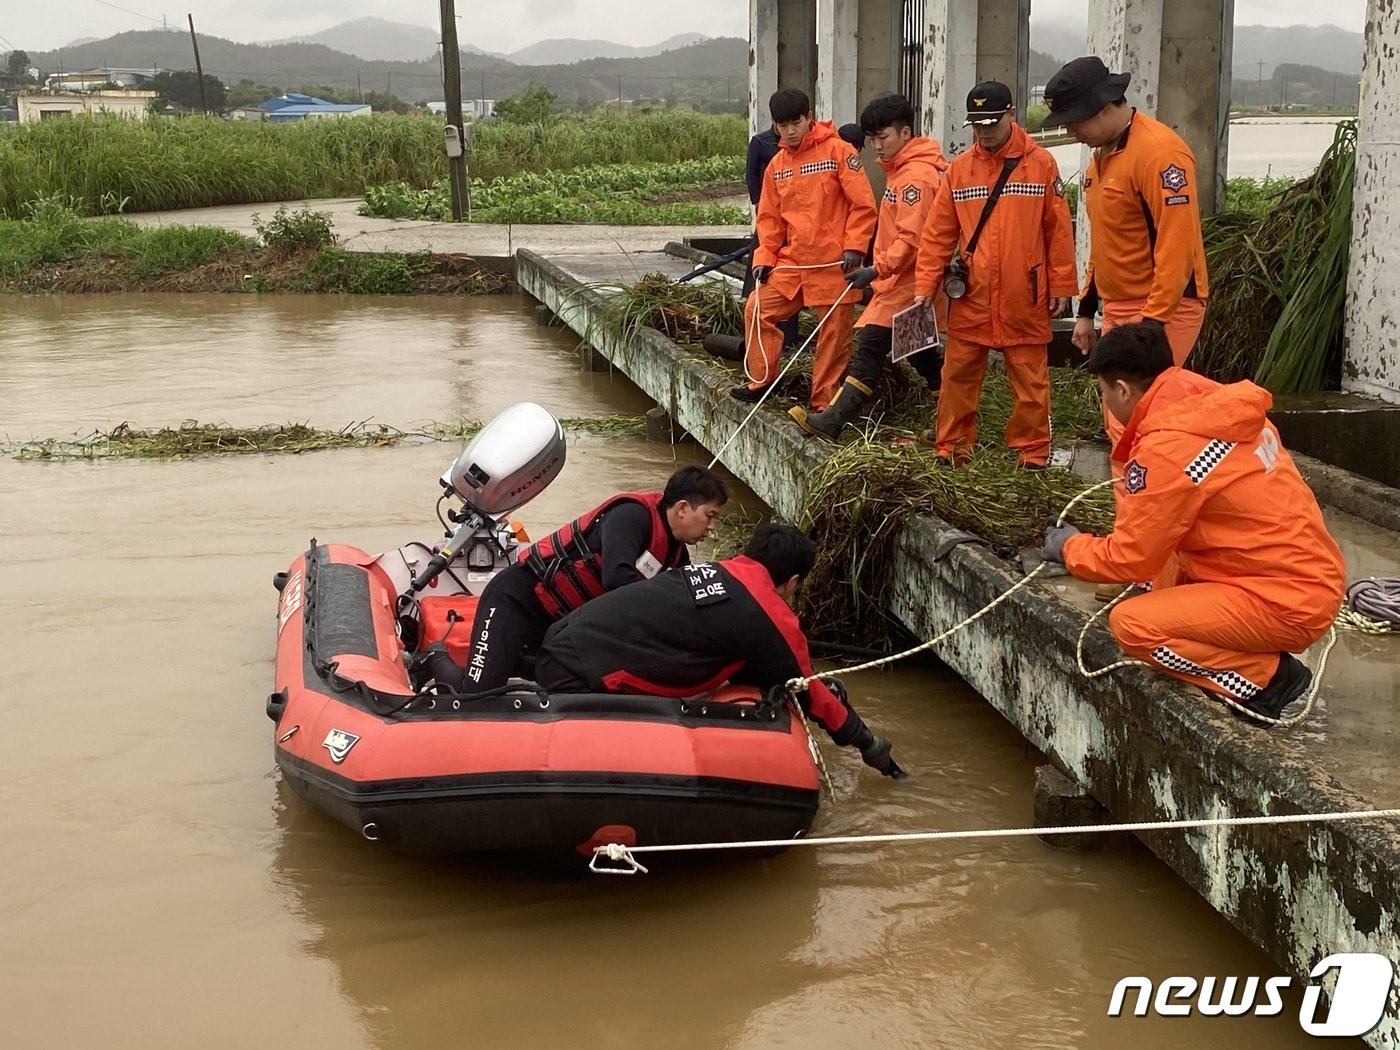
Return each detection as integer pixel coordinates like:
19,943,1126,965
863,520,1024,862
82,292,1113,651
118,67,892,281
258,93,372,122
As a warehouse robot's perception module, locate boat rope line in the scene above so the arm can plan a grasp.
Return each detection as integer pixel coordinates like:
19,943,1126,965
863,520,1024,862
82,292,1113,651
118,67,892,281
707,263,855,470
588,808,1400,874
782,475,1343,730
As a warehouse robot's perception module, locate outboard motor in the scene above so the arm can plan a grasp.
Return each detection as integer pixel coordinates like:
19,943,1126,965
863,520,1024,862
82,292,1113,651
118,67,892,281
410,402,566,595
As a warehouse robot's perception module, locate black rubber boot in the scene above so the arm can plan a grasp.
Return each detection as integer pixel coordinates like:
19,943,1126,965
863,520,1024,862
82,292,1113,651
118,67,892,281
1234,652,1312,725
789,377,872,440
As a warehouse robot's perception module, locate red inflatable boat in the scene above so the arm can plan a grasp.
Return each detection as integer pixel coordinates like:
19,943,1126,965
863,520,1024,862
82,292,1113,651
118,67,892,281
266,404,821,856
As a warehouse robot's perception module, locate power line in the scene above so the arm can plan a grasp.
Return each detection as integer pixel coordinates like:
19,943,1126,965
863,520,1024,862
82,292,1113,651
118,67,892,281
92,0,164,24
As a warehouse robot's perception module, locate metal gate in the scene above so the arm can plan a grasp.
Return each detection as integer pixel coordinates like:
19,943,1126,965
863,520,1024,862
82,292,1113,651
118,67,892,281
900,0,926,123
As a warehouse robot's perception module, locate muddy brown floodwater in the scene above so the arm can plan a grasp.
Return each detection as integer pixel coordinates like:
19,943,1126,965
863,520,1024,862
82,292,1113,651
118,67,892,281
0,294,1343,1047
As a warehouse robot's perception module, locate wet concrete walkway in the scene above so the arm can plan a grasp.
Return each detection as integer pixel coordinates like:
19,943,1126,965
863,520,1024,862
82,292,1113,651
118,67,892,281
124,197,751,259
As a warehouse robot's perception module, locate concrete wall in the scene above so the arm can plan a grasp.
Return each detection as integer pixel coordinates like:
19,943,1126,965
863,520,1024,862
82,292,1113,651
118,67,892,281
751,0,818,136
921,0,981,153
816,0,899,125
1343,0,1400,405
1156,0,1232,215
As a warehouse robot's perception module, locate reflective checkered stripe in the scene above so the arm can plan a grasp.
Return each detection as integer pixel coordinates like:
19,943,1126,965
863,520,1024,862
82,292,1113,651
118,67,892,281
773,168,794,181
951,186,990,203
799,160,839,176
883,189,898,205
1150,646,1263,698
1003,182,1046,197
1184,439,1236,484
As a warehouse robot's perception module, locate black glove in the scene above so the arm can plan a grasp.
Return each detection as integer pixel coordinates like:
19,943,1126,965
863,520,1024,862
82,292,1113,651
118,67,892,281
848,265,877,290
753,264,773,285
1042,518,1081,563
859,734,899,776
840,250,864,274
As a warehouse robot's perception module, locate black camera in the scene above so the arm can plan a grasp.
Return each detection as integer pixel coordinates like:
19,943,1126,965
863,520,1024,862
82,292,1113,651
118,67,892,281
943,256,969,300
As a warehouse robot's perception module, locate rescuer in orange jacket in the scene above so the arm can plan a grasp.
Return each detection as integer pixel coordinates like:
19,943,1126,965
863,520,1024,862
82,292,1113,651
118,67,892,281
535,523,903,777
732,88,878,413
1041,323,1345,722
423,465,729,693
790,92,949,440
1041,57,1210,455
912,82,1078,468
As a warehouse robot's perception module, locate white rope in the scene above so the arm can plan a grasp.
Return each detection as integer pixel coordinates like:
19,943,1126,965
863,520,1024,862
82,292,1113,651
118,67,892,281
589,808,1400,871
784,478,1118,689
742,260,849,386
708,279,855,470
1336,607,1399,635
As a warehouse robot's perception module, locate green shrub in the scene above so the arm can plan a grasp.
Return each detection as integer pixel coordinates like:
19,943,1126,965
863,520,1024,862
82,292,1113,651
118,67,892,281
252,205,336,249
305,248,435,294
128,225,254,276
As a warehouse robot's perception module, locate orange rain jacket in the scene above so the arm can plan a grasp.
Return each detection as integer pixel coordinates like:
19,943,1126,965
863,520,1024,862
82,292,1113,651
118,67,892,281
1063,368,1345,629
914,122,1077,347
753,120,878,305
859,136,949,328
1078,110,1210,323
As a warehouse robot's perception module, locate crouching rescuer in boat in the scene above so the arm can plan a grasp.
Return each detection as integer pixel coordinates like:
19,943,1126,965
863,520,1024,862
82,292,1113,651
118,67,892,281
534,523,902,776
1040,323,1346,721
424,465,729,692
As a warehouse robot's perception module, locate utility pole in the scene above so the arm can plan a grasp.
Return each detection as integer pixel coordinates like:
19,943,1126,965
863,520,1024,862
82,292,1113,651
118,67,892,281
187,14,209,115
439,0,468,221
617,74,623,109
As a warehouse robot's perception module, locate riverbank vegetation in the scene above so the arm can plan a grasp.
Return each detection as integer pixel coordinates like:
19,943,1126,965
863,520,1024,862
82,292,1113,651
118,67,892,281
0,112,746,218
0,199,506,295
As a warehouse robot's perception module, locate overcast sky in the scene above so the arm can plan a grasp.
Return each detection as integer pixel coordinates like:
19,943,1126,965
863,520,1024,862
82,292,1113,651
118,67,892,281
2,0,1369,56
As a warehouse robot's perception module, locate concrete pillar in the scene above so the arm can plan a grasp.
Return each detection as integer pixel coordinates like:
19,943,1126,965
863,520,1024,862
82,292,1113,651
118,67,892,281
816,0,897,125
1157,0,1232,216
750,0,818,136
1033,765,1134,852
922,0,981,154
1343,0,1400,404
921,0,1030,157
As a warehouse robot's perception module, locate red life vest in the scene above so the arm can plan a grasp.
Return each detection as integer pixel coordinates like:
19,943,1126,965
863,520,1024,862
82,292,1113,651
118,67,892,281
519,491,681,619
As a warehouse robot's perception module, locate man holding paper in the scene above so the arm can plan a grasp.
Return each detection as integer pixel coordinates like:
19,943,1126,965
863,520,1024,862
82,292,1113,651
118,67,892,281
913,82,1077,469
790,93,948,440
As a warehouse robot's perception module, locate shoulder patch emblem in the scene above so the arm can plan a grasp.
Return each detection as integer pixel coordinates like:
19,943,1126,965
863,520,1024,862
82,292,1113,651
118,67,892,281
1160,164,1188,192
846,154,863,170
901,185,921,205
1053,176,1065,198
1124,459,1148,495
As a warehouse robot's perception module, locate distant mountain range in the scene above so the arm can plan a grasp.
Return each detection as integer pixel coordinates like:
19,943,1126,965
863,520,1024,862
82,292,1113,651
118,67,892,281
261,18,708,67
1030,21,1362,83
28,19,1362,109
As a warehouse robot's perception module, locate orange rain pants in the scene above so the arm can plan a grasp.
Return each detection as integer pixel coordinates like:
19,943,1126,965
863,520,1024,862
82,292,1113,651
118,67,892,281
1108,578,1328,701
1099,295,1206,459
933,337,1050,467
743,284,854,412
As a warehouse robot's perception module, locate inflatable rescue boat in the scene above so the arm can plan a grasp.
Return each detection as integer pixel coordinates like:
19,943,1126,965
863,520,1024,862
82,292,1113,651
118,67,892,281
268,403,821,856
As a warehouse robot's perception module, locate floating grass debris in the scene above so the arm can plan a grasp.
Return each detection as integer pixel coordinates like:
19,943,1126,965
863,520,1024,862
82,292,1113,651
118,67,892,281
9,415,649,461
590,272,745,345
797,436,1116,641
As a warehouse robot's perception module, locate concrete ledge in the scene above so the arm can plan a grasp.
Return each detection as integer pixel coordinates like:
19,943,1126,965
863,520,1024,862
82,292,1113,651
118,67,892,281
516,248,1400,1046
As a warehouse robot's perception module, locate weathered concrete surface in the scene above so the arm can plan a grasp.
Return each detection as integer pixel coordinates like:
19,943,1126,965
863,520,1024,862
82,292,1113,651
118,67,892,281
1273,391,1400,491
518,246,1400,1045
750,0,817,137
1344,0,1400,405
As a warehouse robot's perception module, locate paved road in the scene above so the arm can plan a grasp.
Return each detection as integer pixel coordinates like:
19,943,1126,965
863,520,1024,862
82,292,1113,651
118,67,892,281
125,197,752,257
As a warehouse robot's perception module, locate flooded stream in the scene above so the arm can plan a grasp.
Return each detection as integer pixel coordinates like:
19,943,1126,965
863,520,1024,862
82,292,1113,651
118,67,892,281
0,294,1344,1047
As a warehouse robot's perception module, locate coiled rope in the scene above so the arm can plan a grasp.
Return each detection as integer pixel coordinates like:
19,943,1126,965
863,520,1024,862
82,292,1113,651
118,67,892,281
1337,576,1400,634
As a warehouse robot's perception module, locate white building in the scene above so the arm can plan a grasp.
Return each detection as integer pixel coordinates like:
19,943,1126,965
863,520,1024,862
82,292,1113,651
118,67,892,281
15,89,157,122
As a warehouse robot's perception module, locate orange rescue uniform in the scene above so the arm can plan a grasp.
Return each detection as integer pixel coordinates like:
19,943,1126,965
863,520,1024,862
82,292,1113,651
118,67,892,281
745,121,878,410
1062,367,1345,702
1079,110,1210,453
914,123,1077,466
859,136,949,330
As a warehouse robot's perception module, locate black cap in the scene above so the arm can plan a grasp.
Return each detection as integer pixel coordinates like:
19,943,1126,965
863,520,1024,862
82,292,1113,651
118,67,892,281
838,122,865,151
964,82,1013,125
1041,56,1131,128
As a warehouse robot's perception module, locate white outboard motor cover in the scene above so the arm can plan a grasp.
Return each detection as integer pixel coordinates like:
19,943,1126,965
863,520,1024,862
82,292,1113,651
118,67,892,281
441,402,566,517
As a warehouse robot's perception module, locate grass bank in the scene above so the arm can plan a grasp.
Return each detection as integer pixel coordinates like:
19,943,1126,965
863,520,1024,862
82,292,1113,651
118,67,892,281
0,113,746,218
0,201,505,295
